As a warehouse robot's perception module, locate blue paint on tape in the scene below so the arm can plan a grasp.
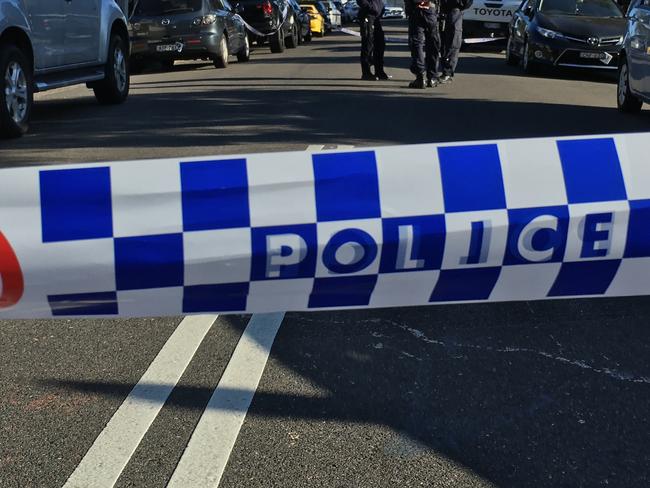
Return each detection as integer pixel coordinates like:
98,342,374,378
30,134,646,316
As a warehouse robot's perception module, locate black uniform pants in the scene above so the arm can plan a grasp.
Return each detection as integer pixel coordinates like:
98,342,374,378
360,14,386,75
440,8,463,76
408,8,440,79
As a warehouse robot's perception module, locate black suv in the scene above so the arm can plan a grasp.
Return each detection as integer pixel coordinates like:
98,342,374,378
237,0,300,52
130,0,250,71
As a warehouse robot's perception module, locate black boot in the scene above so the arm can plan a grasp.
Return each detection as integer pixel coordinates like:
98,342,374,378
376,69,392,80
409,74,425,89
361,71,378,81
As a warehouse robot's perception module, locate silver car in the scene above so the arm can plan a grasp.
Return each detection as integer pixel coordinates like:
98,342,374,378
0,0,130,138
618,0,650,112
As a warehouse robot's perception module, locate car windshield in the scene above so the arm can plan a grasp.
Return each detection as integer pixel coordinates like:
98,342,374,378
135,0,204,16
538,0,622,17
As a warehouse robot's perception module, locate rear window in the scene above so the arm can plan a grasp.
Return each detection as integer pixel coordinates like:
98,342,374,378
135,0,204,15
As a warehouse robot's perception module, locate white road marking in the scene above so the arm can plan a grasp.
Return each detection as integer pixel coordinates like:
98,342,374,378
63,314,218,488
306,144,326,151
306,144,355,151
167,312,285,488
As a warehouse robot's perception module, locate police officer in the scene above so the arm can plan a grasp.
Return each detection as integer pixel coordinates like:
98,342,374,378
439,0,471,83
357,0,391,80
406,0,440,88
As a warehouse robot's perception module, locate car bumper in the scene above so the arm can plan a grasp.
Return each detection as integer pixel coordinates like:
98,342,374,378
463,20,510,41
131,32,223,59
242,18,281,37
528,34,622,70
309,18,323,32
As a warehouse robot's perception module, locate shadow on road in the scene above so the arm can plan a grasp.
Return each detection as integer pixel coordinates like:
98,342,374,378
1,84,647,166
44,296,650,487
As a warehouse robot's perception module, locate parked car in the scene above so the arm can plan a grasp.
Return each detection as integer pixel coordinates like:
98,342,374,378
130,0,250,71
323,0,343,28
343,0,360,22
383,6,405,19
288,0,313,42
301,4,327,36
0,0,130,138
303,0,337,30
237,0,299,52
333,1,346,19
505,0,626,73
463,0,520,41
617,0,650,112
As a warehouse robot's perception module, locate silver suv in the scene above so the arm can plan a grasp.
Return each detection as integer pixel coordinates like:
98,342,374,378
0,0,131,138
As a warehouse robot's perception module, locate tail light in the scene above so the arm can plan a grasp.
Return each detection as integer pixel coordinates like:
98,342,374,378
262,0,273,16
192,14,217,25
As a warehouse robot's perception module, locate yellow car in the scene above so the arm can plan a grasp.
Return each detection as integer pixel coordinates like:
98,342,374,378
300,4,326,37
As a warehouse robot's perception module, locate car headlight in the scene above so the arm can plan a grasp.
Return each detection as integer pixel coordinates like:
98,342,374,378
536,27,564,39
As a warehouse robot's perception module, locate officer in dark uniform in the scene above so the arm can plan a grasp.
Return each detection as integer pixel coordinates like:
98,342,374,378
439,0,471,83
405,0,441,88
357,0,391,80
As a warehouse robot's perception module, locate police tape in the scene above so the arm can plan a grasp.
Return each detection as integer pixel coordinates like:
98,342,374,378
463,37,507,44
340,27,408,44
1,133,650,319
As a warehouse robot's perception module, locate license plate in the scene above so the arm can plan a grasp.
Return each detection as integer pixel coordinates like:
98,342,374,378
484,22,502,29
156,43,183,53
580,51,604,59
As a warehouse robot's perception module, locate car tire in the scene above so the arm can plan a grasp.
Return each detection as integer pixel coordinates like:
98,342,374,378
618,56,643,113
0,43,32,139
286,23,298,48
214,35,229,68
160,59,175,71
130,58,147,74
270,28,285,53
93,32,130,105
318,24,325,37
505,36,519,66
237,34,251,62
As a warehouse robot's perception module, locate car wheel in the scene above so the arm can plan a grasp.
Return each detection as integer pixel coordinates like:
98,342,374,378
130,57,147,74
521,39,537,75
618,57,643,113
237,34,251,62
214,35,229,68
319,24,325,37
270,28,285,53
505,35,519,66
0,43,32,139
93,32,130,105
160,59,175,71
286,21,298,49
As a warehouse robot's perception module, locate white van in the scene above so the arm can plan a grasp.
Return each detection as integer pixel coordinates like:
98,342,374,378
463,0,520,42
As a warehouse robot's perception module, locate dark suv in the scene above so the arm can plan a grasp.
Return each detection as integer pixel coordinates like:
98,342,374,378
130,0,250,71
237,0,300,52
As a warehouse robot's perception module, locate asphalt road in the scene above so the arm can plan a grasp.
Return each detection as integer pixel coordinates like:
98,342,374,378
1,21,649,488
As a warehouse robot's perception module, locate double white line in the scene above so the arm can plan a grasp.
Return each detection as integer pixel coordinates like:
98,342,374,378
64,312,285,488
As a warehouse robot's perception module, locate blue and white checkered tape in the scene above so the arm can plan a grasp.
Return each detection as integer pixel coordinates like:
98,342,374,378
1,132,650,318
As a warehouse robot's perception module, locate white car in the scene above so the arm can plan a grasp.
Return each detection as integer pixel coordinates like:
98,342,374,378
463,0,520,43
383,6,405,18
325,0,342,28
